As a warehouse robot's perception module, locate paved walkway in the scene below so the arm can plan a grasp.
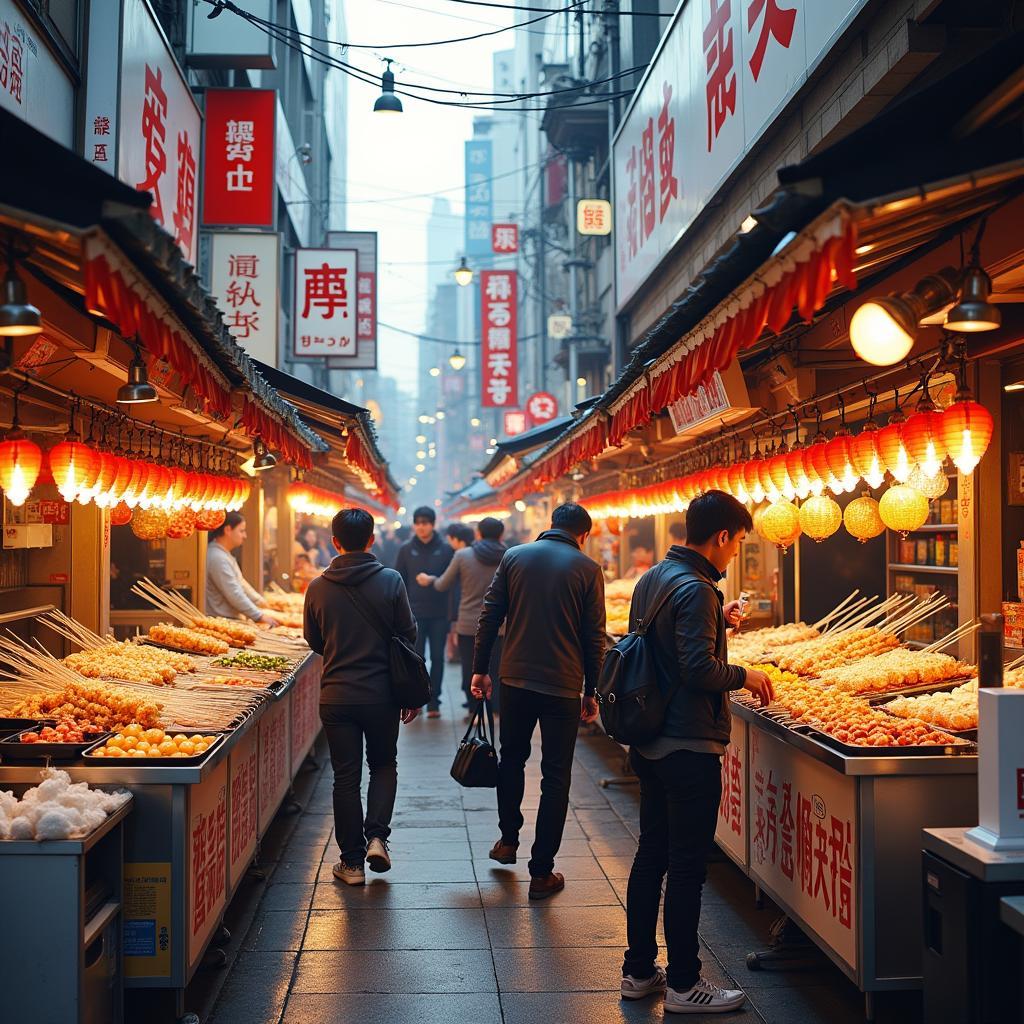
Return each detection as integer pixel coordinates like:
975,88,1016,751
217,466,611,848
205,666,919,1024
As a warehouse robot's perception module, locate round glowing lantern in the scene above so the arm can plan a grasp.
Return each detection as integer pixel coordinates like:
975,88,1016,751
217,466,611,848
48,432,99,502
799,494,842,542
939,398,993,475
165,506,197,540
877,413,912,483
902,406,945,478
0,430,42,507
843,493,885,543
878,484,928,538
751,502,769,537
759,499,802,552
825,432,859,493
850,423,886,489
130,506,170,540
110,501,133,526
908,464,950,500
194,507,226,531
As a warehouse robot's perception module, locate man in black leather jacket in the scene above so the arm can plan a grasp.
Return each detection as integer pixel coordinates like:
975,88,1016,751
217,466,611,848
619,491,773,1014
472,502,605,901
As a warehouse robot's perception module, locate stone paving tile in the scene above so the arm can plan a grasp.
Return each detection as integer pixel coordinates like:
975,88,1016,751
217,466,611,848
311,880,482,911
484,905,628,948
491,945,626,992
270,859,324,884
478,878,621,909
500,991,675,1024
302,907,490,950
292,949,498,994
473,855,606,882
209,951,298,1024
261,882,315,911
241,910,309,952
316,858,477,885
282,992,504,1024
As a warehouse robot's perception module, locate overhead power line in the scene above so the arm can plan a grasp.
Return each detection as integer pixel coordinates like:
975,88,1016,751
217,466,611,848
440,0,671,13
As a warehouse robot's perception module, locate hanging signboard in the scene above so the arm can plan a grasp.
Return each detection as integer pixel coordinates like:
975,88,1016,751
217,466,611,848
465,139,493,258
577,199,612,236
326,230,378,371
503,411,528,436
186,0,275,70
209,232,280,366
547,314,572,340
480,270,518,409
491,223,519,254
613,0,869,309
526,391,558,424
202,88,276,228
293,247,358,358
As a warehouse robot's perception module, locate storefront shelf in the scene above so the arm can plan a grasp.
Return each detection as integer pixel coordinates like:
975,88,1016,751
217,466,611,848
889,563,960,574
909,524,959,532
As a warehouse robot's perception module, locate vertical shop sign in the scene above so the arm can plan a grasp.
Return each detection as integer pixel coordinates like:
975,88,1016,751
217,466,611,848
480,270,518,409
202,88,276,228
613,0,869,308
465,139,493,257
258,697,291,834
293,248,358,358
209,232,280,365
326,231,379,371
491,223,519,254
747,724,857,970
228,726,259,893
187,759,227,971
716,717,747,866
290,660,320,777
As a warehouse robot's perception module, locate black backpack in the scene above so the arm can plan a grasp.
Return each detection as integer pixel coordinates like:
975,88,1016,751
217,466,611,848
596,574,693,745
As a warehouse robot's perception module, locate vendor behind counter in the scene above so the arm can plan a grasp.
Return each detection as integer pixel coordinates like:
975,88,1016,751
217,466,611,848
206,512,280,626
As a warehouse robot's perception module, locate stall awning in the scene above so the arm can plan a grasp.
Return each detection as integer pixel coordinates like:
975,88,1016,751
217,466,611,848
481,415,575,487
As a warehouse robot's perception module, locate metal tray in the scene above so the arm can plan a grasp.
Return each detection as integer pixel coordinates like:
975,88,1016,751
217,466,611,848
0,717,45,740
802,723,975,757
1,726,110,762
80,731,225,764
858,676,975,704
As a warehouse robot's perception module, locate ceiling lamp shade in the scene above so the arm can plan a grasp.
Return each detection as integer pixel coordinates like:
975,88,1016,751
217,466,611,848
0,430,42,507
945,264,1001,332
908,464,950,500
252,437,276,472
116,349,158,404
109,501,133,526
799,494,842,542
0,260,42,337
878,484,929,538
48,433,100,502
825,432,859,493
877,413,912,483
850,423,886,489
759,499,802,552
940,398,993,475
843,493,885,543
902,406,945,478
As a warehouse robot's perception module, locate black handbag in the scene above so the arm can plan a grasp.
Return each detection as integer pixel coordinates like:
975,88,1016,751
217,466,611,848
450,700,498,788
339,585,431,709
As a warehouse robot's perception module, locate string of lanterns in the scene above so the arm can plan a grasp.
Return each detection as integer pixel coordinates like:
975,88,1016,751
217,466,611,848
287,482,386,524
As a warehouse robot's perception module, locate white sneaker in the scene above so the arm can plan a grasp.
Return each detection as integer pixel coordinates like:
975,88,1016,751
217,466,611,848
332,861,365,886
620,966,667,1000
665,977,746,1014
366,837,392,873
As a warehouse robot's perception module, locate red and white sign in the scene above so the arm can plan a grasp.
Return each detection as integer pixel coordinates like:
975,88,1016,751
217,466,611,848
257,698,290,834
326,231,379,371
293,248,358,358
716,716,747,866
526,391,558,425
210,232,280,365
614,0,869,308
228,726,258,894
290,659,320,777
480,270,518,409
202,88,276,228
491,223,519,254
748,724,857,970
25,500,70,526
577,199,612,236
503,411,528,437
187,759,227,970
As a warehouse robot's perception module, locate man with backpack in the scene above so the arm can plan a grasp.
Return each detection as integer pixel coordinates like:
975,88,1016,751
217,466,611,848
618,490,773,1013
303,508,421,887
471,502,605,901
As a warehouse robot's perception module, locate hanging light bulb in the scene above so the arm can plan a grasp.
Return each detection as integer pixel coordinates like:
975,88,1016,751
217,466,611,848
945,227,1001,332
374,58,403,114
453,257,473,287
448,350,467,371
116,344,158,404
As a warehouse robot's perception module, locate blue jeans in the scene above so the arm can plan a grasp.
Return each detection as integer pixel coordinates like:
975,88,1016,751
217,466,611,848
415,616,449,711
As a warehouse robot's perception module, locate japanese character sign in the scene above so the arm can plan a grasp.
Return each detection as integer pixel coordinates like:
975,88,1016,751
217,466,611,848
210,232,280,365
188,760,227,969
0,16,26,110
324,230,379,371
480,270,518,409
577,199,613,236
504,411,528,437
526,391,559,424
465,140,494,257
293,248,358,358
492,223,519,254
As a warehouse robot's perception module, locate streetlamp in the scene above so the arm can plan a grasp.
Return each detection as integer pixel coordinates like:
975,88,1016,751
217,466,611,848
448,349,466,371
374,59,403,114
453,258,473,287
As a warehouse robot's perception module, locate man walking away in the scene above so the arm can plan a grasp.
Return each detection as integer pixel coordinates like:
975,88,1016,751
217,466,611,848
472,503,605,901
395,507,453,718
418,516,506,714
304,508,421,887
620,491,774,1013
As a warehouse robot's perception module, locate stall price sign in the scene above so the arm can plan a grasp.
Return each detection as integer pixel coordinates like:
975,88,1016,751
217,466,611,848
293,248,358,358
480,270,518,409
290,659,320,777
228,726,259,893
123,862,172,979
526,391,558,425
202,88,276,228
187,759,227,971
748,724,857,970
715,716,747,866
492,223,519,254
210,232,280,366
258,697,291,834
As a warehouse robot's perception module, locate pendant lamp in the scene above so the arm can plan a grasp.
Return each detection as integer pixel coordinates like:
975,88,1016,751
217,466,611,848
843,492,886,543
878,484,929,538
799,494,842,542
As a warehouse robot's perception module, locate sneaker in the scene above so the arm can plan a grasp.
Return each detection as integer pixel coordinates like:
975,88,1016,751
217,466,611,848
332,861,365,886
621,966,667,1000
665,978,746,1014
366,837,391,874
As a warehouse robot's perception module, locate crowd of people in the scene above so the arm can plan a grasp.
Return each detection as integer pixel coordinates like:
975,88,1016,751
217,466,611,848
300,491,775,1015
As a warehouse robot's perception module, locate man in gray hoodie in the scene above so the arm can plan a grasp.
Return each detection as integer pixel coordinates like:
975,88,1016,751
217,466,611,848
304,508,420,887
418,516,507,714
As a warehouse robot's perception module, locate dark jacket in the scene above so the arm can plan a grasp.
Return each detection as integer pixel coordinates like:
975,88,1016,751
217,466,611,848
394,533,454,619
303,552,416,704
628,546,746,745
474,529,606,697
433,539,506,635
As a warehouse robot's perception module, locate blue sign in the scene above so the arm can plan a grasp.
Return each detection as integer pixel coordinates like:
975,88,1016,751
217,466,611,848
464,139,493,258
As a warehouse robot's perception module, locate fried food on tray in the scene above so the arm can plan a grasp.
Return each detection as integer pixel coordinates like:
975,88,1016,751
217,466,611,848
817,649,970,695
148,624,230,656
775,627,901,676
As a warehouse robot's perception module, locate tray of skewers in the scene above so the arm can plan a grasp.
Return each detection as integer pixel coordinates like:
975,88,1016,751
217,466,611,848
1,718,110,761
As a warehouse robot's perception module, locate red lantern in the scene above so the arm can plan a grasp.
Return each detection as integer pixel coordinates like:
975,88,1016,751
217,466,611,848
110,501,133,526
0,431,42,507
805,435,834,494
850,424,886,489
742,455,766,503
87,452,121,507
825,432,858,492
902,408,945,478
194,507,226,531
940,399,993,475
166,507,197,540
48,433,100,502
768,444,793,495
759,446,779,498
785,445,810,498
877,413,912,483
727,464,747,501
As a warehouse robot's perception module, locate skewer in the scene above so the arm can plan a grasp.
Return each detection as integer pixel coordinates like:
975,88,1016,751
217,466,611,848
811,590,860,632
821,596,874,634
922,620,980,654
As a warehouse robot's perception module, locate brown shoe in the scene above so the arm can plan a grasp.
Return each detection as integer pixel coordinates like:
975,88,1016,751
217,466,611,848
528,872,565,900
488,839,519,865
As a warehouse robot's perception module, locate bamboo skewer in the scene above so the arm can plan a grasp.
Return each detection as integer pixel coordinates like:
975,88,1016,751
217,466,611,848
812,590,861,632
922,620,980,655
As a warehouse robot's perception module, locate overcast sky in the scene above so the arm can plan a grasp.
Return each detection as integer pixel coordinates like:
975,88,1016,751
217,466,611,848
342,1,514,390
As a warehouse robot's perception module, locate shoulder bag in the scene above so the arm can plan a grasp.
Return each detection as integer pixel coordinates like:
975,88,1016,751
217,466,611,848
450,699,498,788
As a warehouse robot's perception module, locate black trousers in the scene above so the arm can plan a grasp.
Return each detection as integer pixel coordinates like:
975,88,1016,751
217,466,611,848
415,616,449,710
458,634,503,713
623,747,723,992
320,702,400,867
496,682,580,877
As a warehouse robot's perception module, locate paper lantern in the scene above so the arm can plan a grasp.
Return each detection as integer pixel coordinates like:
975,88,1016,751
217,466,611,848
940,399,993,475
907,464,950,500
843,493,885,543
80,452,120,507
805,436,837,496
759,499,802,552
799,494,842,542
194,507,226,531
166,507,196,540
825,433,859,493
878,484,928,538
902,408,945,478
48,433,99,502
850,424,886,489
751,503,769,536
785,445,811,499
877,415,912,483
0,431,42,506
130,506,169,540
767,444,793,496
727,464,749,503
110,501,133,526
742,456,766,504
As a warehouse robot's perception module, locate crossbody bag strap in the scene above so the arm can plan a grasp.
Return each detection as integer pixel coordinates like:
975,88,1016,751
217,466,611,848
338,584,395,643
634,574,695,636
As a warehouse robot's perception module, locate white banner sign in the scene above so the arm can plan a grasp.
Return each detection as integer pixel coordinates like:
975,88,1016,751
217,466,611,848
716,716,747,866
614,0,868,309
292,247,358,358
209,233,280,366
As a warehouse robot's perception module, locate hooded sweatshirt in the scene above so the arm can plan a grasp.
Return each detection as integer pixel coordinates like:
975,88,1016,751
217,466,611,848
303,552,417,704
431,539,506,636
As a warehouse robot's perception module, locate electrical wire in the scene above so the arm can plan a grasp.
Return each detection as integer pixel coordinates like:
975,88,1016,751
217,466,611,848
379,320,543,346
438,0,671,13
